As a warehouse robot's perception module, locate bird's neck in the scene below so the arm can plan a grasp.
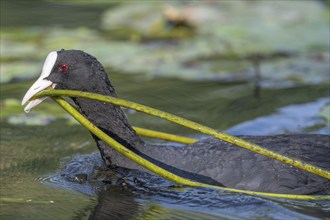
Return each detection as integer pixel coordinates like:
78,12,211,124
72,92,144,151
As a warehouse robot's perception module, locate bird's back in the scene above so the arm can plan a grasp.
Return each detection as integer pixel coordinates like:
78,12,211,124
141,134,330,194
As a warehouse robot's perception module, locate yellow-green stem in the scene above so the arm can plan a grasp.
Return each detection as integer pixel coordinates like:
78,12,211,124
51,96,330,200
35,90,330,180
133,126,197,144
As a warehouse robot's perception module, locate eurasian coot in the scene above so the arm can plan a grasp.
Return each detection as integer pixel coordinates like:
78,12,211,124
22,50,330,194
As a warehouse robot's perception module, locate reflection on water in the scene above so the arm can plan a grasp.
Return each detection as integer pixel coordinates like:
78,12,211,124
90,188,140,220
47,152,330,220
227,97,330,135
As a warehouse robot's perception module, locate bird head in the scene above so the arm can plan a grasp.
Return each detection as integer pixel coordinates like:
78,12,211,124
22,49,110,113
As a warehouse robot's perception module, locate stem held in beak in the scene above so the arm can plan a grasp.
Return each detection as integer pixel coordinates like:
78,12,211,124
21,51,58,113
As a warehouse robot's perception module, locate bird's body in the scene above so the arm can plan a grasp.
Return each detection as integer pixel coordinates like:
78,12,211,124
22,50,330,194
119,135,330,194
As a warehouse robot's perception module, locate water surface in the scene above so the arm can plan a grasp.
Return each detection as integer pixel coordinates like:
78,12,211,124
1,1,329,219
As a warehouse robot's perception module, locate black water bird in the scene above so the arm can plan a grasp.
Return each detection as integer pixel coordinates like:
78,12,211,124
22,50,330,194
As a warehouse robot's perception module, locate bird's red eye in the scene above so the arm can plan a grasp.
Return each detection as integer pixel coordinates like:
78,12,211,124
59,64,69,72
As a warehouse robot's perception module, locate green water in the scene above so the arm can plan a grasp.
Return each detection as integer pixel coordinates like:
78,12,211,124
1,76,329,219
1,0,330,219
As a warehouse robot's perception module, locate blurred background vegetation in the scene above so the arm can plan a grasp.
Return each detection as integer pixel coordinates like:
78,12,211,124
1,0,329,83
1,0,329,132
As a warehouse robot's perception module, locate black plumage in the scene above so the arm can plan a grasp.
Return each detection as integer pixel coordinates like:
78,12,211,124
23,50,330,194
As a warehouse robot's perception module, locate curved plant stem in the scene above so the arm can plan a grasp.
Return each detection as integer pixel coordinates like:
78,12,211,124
35,90,330,181
51,96,330,200
133,126,197,144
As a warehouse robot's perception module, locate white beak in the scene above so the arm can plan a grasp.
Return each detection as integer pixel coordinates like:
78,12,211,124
22,51,58,113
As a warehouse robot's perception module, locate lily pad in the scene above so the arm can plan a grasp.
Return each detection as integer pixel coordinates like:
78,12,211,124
0,61,41,83
101,3,195,40
100,1,329,54
6,113,56,126
1,97,73,125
